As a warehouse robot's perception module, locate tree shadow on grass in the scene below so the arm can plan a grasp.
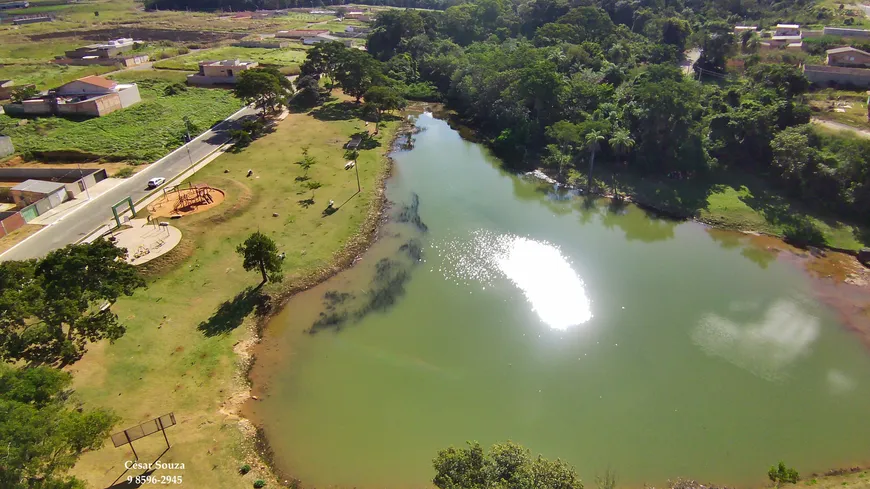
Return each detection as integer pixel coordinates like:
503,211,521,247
197,287,270,337
310,101,362,121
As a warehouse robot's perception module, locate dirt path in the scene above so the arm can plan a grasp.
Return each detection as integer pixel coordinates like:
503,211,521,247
811,117,870,138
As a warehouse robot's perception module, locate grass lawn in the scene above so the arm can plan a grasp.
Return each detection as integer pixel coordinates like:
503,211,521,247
0,72,242,163
617,169,868,250
0,63,116,90
67,94,400,488
153,45,309,73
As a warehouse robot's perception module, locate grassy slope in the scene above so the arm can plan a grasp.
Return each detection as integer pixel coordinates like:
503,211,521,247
153,45,308,71
68,96,400,488
0,72,241,163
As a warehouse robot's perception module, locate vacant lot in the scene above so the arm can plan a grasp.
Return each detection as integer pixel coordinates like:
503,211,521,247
68,94,400,489
0,71,241,163
808,88,870,129
153,45,309,73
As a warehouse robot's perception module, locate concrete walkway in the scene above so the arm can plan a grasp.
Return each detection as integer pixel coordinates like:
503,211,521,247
110,218,181,265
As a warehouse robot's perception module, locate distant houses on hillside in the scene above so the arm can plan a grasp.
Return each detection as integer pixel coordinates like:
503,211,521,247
56,38,149,67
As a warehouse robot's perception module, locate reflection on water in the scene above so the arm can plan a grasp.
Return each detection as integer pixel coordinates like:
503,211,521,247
693,300,820,381
437,230,592,330
827,369,857,395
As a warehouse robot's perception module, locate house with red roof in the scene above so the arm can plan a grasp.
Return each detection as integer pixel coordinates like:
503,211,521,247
3,75,141,117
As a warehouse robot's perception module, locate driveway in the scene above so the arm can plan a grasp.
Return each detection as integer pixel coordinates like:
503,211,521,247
0,104,257,261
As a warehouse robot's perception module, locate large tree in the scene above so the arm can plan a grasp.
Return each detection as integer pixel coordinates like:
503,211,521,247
0,364,118,489
335,49,386,102
433,441,584,489
236,231,283,286
300,41,349,93
234,67,293,116
0,240,145,366
363,85,407,133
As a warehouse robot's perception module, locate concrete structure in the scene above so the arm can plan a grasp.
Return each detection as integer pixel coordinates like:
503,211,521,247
10,180,67,209
826,46,870,67
344,11,371,21
823,26,870,38
60,38,148,67
0,211,26,238
303,33,353,47
345,25,371,33
768,23,802,49
12,15,52,24
0,136,13,157
3,75,141,117
0,168,108,199
233,39,290,48
734,25,757,33
804,64,870,87
187,59,258,86
276,29,329,38
0,79,12,100
0,1,29,10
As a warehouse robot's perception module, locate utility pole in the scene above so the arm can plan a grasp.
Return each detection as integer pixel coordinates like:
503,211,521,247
183,116,194,166
77,162,91,200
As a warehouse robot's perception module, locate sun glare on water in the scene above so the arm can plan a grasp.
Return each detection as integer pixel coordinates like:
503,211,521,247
436,231,592,330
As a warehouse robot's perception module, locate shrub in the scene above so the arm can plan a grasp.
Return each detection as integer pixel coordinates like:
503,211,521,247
403,82,440,102
253,480,266,488
239,464,251,475
163,83,188,96
114,166,135,178
769,461,800,485
782,219,826,248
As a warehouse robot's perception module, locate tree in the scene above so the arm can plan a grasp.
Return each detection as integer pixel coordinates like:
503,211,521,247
300,42,348,93
768,461,799,485
0,364,119,489
433,441,584,489
233,68,293,116
236,232,283,285
608,129,634,167
335,50,385,102
363,85,407,133
584,129,605,192
10,85,39,104
0,240,145,366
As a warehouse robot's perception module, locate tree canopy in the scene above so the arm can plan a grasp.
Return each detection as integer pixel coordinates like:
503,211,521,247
234,67,294,116
433,441,584,489
0,239,145,366
236,232,283,285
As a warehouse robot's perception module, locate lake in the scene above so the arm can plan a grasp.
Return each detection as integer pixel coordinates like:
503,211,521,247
245,112,870,489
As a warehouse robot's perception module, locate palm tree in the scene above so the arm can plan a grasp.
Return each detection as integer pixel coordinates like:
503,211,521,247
584,130,606,193
608,129,635,198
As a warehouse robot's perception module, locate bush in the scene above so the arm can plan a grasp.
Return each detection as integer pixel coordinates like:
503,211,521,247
403,82,441,102
253,480,266,488
769,461,799,485
239,464,251,475
782,219,826,248
163,83,188,96
114,166,135,178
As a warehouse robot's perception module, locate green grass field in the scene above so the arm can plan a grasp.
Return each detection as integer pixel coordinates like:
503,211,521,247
67,95,400,489
0,71,241,163
0,63,116,89
153,45,309,72
808,88,870,128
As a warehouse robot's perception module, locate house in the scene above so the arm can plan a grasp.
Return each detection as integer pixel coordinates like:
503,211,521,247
774,24,801,36
276,29,329,39
303,33,353,47
826,46,870,68
10,180,67,209
0,168,107,200
187,59,258,86
767,23,802,49
734,25,757,33
12,15,52,24
823,26,870,39
345,25,371,34
0,80,13,100
2,75,141,117
0,1,29,10
60,38,148,67
803,64,870,87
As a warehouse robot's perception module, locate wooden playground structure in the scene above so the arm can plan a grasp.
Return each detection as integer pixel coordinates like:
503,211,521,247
148,182,225,218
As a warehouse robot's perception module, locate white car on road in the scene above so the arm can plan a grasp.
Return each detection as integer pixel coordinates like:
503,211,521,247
146,177,165,189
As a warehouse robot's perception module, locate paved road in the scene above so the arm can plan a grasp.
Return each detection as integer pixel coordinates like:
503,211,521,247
811,117,870,139
0,104,257,261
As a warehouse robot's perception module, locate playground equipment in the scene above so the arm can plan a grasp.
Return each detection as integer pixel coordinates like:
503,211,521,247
172,183,214,214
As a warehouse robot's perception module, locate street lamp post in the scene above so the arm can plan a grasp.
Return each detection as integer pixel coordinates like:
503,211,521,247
77,162,91,200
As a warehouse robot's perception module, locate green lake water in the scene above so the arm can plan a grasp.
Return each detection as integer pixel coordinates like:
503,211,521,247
246,113,870,488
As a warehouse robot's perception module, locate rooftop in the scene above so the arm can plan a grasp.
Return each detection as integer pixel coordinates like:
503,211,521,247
776,23,800,29
11,179,66,194
827,46,870,55
75,75,117,89
200,59,257,67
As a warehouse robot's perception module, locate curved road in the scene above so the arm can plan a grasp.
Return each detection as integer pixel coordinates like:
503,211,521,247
0,104,257,261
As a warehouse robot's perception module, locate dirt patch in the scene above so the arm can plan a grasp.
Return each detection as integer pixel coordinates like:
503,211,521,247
29,27,245,43
0,224,43,254
0,156,140,177
148,185,225,218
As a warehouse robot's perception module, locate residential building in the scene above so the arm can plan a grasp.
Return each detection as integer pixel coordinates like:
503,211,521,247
0,80,13,100
767,23,802,49
0,1,29,10
2,75,141,117
276,29,329,39
187,59,258,86
303,33,353,47
826,46,870,68
823,26,870,38
10,180,67,209
0,168,107,200
345,25,371,33
60,38,148,67
11,15,52,24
